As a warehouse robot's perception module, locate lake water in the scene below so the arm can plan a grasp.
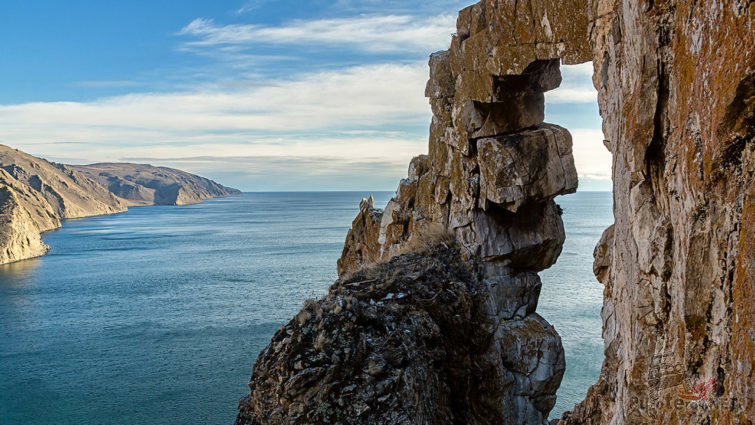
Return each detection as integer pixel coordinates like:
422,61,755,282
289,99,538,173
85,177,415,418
0,191,613,424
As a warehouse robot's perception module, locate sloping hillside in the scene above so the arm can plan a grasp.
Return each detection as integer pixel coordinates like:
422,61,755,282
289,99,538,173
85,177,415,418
0,145,239,264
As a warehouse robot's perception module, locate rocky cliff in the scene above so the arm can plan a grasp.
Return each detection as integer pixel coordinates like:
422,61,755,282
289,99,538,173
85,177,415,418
560,1,753,424
72,163,241,206
236,1,752,424
0,145,238,265
238,243,565,425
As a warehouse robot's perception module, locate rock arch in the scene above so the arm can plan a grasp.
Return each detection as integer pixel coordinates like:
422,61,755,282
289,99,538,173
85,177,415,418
237,1,753,424
337,1,753,424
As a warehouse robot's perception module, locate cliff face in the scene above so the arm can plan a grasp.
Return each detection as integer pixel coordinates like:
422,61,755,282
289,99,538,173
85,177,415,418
238,0,752,424
561,1,753,424
0,168,59,264
72,163,241,206
0,146,128,220
0,145,239,265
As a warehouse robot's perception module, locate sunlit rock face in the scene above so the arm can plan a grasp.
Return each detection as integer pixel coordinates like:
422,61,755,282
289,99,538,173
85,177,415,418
237,0,753,424
0,145,127,264
560,1,753,424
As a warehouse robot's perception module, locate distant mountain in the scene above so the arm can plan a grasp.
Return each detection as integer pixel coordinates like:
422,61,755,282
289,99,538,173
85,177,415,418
72,163,241,206
0,145,239,264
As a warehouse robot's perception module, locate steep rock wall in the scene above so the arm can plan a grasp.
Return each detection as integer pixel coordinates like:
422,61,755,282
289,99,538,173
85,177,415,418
0,168,59,264
334,1,753,424
560,1,753,424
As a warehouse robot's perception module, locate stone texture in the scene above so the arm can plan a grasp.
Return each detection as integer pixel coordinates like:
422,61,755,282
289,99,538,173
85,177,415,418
558,1,755,424
237,246,565,425
478,124,578,212
336,196,383,276
0,169,59,264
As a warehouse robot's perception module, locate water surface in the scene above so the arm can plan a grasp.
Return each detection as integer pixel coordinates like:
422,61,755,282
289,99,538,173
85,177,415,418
0,191,612,424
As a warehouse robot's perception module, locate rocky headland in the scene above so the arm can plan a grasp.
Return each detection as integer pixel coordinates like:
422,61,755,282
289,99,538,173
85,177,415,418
235,0,752,424
0,145,239,265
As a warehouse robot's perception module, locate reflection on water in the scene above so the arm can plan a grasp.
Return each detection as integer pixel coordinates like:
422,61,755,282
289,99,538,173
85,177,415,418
0,257,40,286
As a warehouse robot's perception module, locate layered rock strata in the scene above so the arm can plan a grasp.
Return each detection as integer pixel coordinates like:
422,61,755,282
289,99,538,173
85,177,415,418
0,145,238,264
237,0,752,424
560,1,753,424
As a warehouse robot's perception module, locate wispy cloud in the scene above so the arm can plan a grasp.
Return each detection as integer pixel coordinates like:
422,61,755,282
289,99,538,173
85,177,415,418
73,80,144,88
0,63,432,189
0,63,429,142
546,87,597,103
234,0,274,15
178,14,456,54
546,62,597,103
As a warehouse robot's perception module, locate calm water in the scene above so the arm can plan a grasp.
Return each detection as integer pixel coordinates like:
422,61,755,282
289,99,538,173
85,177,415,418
0,191,613,424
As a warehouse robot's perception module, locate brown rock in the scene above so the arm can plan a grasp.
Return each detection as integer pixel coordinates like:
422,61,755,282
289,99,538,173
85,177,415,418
477,124,578,212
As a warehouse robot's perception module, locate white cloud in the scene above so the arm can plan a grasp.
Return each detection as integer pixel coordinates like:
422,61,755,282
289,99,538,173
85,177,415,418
570,129,612,180
0,63,430,143
545,62,597,103
0,63,432,189
178,14,457,54
561,62,594,78
546,87,597,103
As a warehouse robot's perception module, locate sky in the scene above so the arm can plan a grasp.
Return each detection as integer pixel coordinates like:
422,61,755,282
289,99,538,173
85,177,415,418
0,0,611,191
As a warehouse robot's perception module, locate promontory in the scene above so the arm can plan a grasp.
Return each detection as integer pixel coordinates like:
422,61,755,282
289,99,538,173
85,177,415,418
0,144,239,265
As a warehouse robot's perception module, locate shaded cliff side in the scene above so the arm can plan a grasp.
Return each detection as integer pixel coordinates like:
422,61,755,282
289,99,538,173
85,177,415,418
236,0,751,424
72,163,241,206
0,145,239,264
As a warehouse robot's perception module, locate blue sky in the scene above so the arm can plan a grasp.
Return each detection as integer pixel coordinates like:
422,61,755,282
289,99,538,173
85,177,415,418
0,0,610,191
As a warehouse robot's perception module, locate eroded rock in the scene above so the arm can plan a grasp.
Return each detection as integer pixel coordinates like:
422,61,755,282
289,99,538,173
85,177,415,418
478,124,578,212
240,1,754,424
237,246,565,425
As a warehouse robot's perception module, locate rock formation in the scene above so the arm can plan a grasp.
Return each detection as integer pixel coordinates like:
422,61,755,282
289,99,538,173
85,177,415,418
559,1,753,424
238,244,565,425
237,0,752,424
0,145,239,265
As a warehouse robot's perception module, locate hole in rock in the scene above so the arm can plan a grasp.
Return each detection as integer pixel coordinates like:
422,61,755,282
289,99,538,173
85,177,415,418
536,62,613,420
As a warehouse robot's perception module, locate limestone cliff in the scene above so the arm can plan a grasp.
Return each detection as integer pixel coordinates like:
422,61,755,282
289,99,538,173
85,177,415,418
0,145,239,265
560,1,753,424
237,0,752,424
